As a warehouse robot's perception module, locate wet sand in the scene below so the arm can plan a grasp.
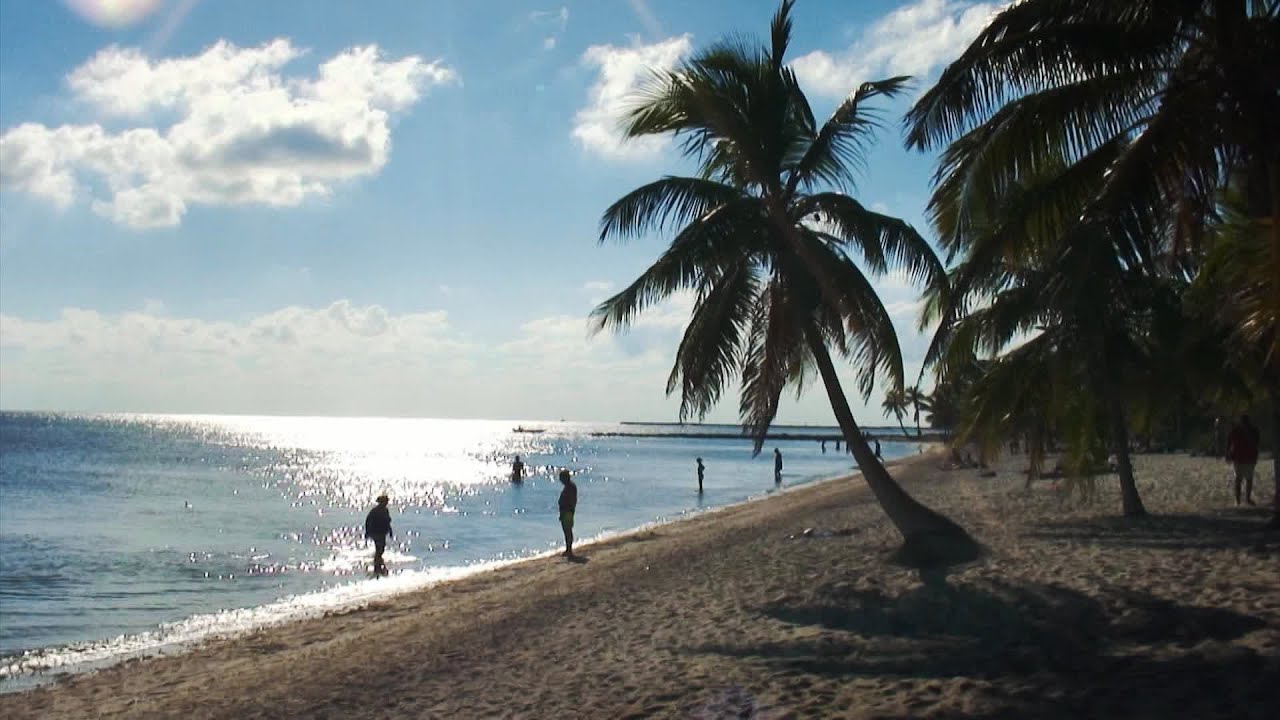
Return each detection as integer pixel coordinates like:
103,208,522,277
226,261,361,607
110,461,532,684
2,451,1277,719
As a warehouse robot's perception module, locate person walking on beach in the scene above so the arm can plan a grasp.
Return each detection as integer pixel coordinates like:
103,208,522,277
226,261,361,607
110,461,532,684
364,494,393,576
696,457,705,493
511,455,525,483
874,438,882,460
774,448,783,483
1226,415,1260,505
558,469,578,558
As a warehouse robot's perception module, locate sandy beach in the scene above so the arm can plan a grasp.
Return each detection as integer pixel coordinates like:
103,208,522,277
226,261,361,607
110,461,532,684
2,451,1277,719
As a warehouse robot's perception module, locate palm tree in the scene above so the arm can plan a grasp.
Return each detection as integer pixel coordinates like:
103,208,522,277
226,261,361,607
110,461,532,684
591,0,979,563
881,387,912,437
905,0,1279,269
904,385,931,437
906,0,1278,521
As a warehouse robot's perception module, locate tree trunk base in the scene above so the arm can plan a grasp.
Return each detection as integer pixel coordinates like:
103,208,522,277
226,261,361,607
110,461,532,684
888,526,985,572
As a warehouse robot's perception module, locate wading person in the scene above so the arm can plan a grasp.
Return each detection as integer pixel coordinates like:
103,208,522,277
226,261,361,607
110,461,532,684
696,457,705,493
364,494,393,576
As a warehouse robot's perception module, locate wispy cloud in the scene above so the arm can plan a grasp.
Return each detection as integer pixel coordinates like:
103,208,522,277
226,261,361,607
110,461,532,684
0,39,457,229
530,6,570,51
791,0,1001,98
572,35,691,160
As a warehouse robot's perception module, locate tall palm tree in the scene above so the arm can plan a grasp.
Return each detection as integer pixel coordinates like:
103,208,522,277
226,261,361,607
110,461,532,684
591,0,979,562
907,0,1278,520
922,147,1155,515
904,385,931,437
881,387,913,437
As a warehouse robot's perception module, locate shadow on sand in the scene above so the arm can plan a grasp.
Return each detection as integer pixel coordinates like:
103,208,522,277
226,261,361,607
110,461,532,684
686,579,1275,718
1025,510,1280,552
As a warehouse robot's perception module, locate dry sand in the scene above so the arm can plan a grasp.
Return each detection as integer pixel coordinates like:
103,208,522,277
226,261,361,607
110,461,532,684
2,451,1277,719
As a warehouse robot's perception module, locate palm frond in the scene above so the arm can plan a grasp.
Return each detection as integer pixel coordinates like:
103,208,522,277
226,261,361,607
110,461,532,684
599,176,745,242
740,276,807,449
788,76,910,193
799,192,944,292
667,262,762,421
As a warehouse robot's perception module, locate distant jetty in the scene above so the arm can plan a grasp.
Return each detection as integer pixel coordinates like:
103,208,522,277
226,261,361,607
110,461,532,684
591,430,944,442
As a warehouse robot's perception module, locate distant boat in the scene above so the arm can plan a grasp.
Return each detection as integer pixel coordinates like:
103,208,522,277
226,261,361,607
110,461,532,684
512,426,545,434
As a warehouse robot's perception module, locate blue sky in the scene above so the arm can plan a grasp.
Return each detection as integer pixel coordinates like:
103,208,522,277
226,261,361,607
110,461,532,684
0,0,1000,423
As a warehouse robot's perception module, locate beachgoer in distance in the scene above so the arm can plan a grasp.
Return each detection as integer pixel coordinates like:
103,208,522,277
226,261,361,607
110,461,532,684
558,469,577,558
511,455,525,483
774,448,783,483
874,438,882,460
364,494,394,576
1226,415,1260,505
821,440,826,454
696,457,705,493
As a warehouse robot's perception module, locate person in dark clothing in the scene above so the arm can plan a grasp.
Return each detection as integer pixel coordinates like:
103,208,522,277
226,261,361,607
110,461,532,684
1226,415,1261,505
511,455,525,483
773,448,783,483
696,458,705,494
874,438,882,460
558,469,578,558
364,494,393,576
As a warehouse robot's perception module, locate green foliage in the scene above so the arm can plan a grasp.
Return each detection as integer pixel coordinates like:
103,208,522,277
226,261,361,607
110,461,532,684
591,0,943,451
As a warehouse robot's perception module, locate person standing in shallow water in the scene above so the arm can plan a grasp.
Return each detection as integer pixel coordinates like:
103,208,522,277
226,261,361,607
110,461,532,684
558,469,578,558
774,448,783,483
696,458,705,494
511,455,525,483
364,494,393,576
1226,415,1260,505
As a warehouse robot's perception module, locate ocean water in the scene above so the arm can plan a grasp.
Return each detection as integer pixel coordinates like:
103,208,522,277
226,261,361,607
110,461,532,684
0,412,924,685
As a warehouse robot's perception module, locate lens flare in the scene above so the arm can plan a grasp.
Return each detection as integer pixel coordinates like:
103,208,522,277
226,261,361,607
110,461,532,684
64,0,163,28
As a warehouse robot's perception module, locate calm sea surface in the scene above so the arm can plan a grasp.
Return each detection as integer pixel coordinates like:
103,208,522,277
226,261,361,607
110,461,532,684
0,412,924,685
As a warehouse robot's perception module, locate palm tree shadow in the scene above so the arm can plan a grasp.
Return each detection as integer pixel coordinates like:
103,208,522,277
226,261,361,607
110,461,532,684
686,579,1266,681
1025,512,1280,551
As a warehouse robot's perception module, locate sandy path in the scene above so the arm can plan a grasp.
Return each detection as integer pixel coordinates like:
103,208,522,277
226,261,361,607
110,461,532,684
2,452,1277,719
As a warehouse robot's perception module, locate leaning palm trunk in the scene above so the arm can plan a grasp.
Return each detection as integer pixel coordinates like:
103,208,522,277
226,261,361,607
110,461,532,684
805,327,980,563
1107,389,1146,516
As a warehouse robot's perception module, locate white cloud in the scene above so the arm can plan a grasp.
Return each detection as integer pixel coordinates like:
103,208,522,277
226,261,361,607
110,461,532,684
0,40,457,229
792,0,1000,98
531,6,570,51
572,34,691,160
581,280,614,293
0,290,933,423
0,301,478,415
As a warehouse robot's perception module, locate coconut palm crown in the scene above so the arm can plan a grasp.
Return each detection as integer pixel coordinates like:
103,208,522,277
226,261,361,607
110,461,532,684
591,0,979,560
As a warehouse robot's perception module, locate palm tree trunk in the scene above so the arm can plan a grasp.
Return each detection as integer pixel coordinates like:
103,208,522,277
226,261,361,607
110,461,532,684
804,327,979,562
1107,390,1146,516
1267,397,1280,530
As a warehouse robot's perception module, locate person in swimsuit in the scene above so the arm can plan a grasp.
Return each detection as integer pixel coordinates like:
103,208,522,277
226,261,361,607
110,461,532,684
558,469,577,558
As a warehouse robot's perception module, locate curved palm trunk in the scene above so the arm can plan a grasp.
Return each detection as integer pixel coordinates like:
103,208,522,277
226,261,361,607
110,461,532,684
805,328,979,562
1107,390,1146,516
894,413,911,438
1266,391,1280,530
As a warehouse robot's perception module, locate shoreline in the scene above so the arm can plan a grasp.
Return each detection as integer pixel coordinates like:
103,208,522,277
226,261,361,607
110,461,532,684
0,455,921,693
2,451,1276,718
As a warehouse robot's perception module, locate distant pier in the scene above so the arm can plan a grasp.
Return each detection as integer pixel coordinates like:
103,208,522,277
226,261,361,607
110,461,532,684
589,430,944,442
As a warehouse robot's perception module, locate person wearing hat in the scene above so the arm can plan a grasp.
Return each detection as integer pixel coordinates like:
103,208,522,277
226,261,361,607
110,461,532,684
364,494,394,575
